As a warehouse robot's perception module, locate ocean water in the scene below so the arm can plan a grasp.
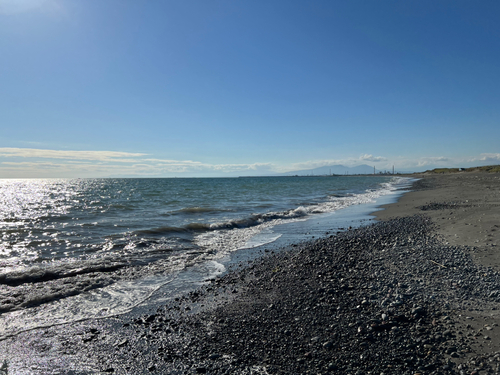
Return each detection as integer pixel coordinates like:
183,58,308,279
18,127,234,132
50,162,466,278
0,176,412,338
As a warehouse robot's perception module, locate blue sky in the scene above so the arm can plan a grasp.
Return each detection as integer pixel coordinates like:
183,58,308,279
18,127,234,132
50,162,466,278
1,0,499,177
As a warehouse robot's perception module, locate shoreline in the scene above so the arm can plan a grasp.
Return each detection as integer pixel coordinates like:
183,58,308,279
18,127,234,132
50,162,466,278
2,173,500,374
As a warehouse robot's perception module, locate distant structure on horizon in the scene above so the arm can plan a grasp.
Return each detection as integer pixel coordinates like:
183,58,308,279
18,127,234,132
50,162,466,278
373,165,396,175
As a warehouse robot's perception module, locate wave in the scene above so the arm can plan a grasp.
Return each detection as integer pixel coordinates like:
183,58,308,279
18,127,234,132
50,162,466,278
134,178,412,239
175,207,229,214
209,207,310,230
158,207,232,218
0,256,224,340
0,217,29,223
134,226,191,235
0,262,127,286
328,193,349,198
134,207,310,237
207,178,407,230
185,223,211,231
0,213,73,224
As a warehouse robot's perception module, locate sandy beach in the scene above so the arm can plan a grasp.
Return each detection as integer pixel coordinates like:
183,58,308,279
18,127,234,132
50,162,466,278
375,173,500,269
2,172,500,374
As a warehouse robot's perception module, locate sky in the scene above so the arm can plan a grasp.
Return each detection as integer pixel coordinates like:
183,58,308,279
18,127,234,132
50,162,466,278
1,0,499,177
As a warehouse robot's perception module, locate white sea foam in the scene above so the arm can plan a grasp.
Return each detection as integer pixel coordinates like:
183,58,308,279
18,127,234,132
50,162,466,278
0,251,229,340
0,274,174,339
241,230,283,250
0,255,192,339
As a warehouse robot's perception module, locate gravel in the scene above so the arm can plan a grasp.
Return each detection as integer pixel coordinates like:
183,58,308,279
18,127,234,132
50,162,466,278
83,212,500,374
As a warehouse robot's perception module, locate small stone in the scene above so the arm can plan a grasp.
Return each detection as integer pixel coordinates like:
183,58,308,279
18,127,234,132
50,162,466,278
327,363,338,371
323,341,333,349
411,306,424,315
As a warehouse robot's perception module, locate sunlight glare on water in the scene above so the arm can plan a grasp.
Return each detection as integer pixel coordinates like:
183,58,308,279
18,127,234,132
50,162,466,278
0,179,81,272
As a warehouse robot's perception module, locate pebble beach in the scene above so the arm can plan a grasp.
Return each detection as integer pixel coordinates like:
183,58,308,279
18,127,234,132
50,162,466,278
2,172,500,374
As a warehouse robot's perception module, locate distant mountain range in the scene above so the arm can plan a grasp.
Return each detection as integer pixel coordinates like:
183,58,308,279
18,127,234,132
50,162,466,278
279,164,377,176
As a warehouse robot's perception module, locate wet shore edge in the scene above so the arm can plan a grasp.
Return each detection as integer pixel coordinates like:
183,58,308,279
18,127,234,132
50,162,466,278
3,172,500,374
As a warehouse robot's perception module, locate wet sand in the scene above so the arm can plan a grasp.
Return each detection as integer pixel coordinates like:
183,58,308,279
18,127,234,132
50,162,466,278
2,172,500,374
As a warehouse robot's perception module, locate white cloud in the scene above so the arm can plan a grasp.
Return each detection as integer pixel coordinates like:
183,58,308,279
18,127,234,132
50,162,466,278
469,153,500,162
415,157,449,167
205,163,273,172
0,148,276,177
144,158,206,168
143,158,274,173
360,154,387,162
392,153,499,171
0,148,146,162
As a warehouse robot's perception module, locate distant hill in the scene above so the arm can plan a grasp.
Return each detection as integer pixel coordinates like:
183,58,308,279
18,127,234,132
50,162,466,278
425,165,500,174
280,164,376,176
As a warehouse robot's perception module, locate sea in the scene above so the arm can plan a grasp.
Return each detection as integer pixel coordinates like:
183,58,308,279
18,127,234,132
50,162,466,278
0,176,413,339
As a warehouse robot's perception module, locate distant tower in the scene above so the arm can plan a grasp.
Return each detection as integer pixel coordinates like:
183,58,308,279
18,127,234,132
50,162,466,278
392,165,395,175
373,166,375,175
